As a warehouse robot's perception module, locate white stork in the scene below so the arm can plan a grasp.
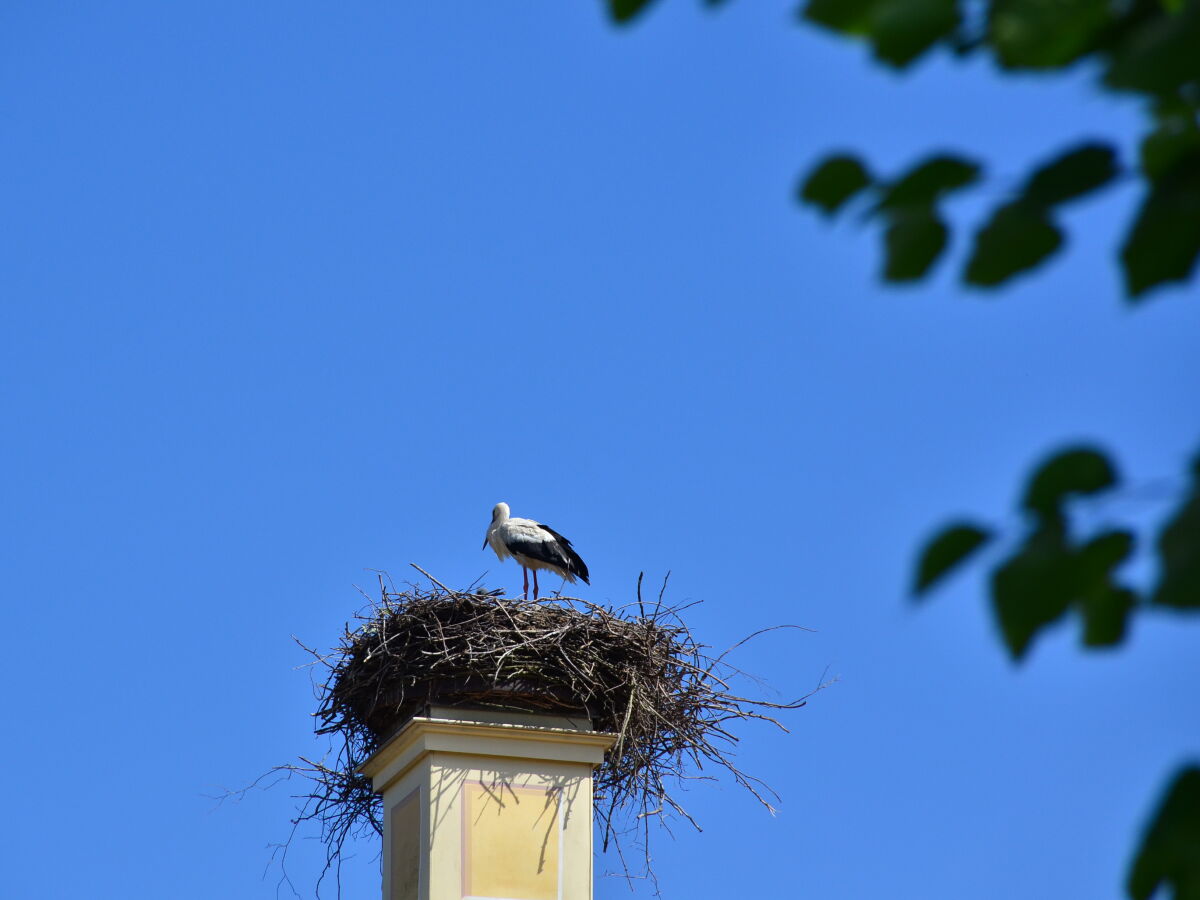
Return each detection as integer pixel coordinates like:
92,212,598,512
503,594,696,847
482,502,590,600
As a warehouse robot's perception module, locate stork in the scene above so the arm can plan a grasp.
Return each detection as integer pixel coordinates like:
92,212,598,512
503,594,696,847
482,502,590,600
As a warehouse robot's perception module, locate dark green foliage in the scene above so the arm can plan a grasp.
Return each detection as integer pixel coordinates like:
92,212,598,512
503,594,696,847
1074,531,1137,647
989,521,1077,659
1022,143,1120,206
1104,4,1200,96
867,0,960,67
986,522,1134,659
1122,151,1200,297
1153,456,1200,609
988,0,1114,69
884,210,949,280
913,440,1200,662
804,0,960,68
965,143,1116,285
876,155,981,209
801,140,1120,287
803,0,877,33
796,153,980,282
913,445,1158,660
1141,118,1200,181
914,522,992,595
1080,584,1137,646
965,202,1062,286
607,0,659,23
794,0,1200,299
873,154,977,281
1022,446,1118,517
607,5,1200,897
800,155,873,216
1128,766,1200,900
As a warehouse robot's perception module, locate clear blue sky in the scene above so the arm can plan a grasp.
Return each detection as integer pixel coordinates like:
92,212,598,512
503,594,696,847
3,2,1197,898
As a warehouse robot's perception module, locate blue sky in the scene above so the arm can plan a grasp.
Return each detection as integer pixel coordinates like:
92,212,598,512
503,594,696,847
3,2,1197,898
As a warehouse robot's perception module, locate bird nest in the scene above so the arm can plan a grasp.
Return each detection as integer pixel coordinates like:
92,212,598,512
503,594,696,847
276,574,821,891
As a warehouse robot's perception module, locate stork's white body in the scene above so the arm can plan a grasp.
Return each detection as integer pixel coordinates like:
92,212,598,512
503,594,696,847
483,502,590,600
488,518,582,580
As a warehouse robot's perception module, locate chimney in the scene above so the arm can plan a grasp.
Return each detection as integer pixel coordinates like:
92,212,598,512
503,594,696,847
359,706,616,900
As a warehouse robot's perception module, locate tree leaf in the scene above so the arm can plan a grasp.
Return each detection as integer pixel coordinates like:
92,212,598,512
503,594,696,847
607,0,660,24
1141,120,1200,180
990,522,1075,660
964,201,1063,286
799,155,874,216
802,0,879,34
913,522,993,596
877,154,982,211
1122,151,1200,298
1152,458,1200,609
1075,530,1135,579
1021,446,1118,517
883,209,948,281
1074,530,1137,646
1079,585,1137,646
1105,4,1200,96
869,0,960,67
1128,766,1200,900
988,0,1114,69
1022,142,1120,207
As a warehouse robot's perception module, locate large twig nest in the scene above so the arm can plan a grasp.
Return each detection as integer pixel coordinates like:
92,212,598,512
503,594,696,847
288,576,820,888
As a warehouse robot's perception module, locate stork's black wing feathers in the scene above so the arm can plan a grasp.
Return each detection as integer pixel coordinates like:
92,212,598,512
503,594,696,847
502,523,591,585
537,524,590,584
508,523,589,584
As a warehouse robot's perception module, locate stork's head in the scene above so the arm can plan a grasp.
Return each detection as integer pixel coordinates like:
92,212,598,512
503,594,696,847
482,501,510,549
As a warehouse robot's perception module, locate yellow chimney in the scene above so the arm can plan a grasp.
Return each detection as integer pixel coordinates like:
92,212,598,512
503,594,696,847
359,707,616,900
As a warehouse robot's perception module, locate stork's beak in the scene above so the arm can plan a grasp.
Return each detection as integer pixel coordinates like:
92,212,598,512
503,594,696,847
481,534,489,550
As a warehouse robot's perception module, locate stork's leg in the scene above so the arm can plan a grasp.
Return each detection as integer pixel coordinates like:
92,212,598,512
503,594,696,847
522,567,529,600
533,569,540,600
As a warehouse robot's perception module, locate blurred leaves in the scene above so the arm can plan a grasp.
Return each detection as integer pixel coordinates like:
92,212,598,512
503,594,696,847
914,523,992,595
988,0,1114,69
799,155,873,216
1122,147,1200,297
989,520,1076,659
1104,3,1200,96
1152,453,1200,609
913,443,1200,660
875,155,979,278
794,0,1200,301
1021,445,1117,517
606,0,731,23
798,152,980,280
987,519,1136,660
884,210,949,280
1022,143,1120,206
965,202,1062,286
804,0,960,67
916,446,1129,660
800,143,1123,287
1074,531,1137,647
1128,766,1200,900
608,6,1200,898
965,142,1117,285
1140,112,1200,180
876,155,981,209
607,0,659,23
